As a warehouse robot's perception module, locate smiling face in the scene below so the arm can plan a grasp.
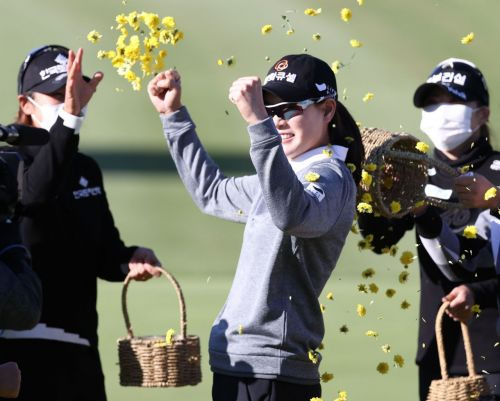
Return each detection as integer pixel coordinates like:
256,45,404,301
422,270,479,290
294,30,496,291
264,92,335,159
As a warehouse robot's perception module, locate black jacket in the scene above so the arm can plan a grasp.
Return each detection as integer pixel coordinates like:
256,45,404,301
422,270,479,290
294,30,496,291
13,117,136,347
358,136,500,376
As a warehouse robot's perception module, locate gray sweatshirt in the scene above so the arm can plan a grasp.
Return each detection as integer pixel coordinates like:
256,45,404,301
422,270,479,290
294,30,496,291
161,107,356,384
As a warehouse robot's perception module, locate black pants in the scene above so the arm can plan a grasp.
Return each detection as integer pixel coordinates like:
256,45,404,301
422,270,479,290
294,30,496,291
0,339,106,401
212,373,321,401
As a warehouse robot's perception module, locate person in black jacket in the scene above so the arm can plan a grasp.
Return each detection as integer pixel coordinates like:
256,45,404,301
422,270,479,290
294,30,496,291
0,45,162,401
358,58,500,400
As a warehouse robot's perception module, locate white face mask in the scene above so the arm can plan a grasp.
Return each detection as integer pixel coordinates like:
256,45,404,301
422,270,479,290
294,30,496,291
420,103,480,151
27,96,63,131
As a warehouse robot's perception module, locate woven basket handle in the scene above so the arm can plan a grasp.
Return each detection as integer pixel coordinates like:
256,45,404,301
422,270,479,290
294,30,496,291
386,150,462,210
435,302,478,380
121,267,187,340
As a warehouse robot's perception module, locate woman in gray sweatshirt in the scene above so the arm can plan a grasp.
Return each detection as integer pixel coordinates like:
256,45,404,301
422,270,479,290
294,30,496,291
147,54,364,401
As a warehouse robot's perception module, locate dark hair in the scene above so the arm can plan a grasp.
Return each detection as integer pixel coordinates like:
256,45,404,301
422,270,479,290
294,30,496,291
328,101,364,185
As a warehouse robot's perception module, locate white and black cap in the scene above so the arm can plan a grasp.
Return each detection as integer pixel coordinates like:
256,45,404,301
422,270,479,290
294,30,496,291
262,54,337,104
413,58,489,108
17,45,87,95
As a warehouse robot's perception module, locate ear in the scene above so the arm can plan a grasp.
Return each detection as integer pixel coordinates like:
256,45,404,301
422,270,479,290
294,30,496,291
18,95,35,116
322,99,336,123
477,106,490,124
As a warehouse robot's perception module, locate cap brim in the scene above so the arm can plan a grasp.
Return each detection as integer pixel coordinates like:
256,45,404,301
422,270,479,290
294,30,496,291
413,82,464,108
26,74,91,94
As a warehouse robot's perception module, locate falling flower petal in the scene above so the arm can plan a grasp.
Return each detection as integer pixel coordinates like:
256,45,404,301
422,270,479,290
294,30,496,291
261,24,273,35
401,300,411,309
350,39,363,48
357,304,367,317
365,330,379,338
87,30,103,43
381,344,391,353
386,288,396,298
461,32,475,44
326,292,334,300
312,33,321,41
321,372,334,383
463,225,478,239
399,271,410,284
362,268,376,278
340,324,349,334
400,251,415,266
394,354,405,367
304,8,322,16
340,8,352,22
484,187,497,201
377,362,389,374
331,60,342,73
363,92,375,102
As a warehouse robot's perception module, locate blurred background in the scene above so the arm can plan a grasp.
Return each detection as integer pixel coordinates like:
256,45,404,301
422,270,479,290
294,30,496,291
0,0,498,399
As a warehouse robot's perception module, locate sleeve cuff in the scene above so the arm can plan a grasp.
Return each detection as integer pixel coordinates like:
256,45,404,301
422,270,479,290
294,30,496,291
58,108,85,134
247,117,280,146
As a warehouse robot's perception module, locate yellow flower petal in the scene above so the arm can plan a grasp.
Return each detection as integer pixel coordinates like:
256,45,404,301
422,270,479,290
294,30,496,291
357,202,373,214
385,288,396,298
377,362,389,374
471,304,482,314
398,271,410,284
390,201,402,214
363,92,374,102
484,187,497,201
312,33,321,41
340,8,352,22
357,304,366,317
321,372,334,383
361,170,373,187
415,141,430,153
331,60,342,74
339,324,349,334
346,163,357,173
308,350,319,364
326,292,334,300
304,8,322,16
459,165,470,174
369,283,379,294
350,39,363,48
461,32,475,44
261,24,273,35
165,328,175,345
364,163,377,172
400,251,415,266
305,172,321,182
361,193,373,203
381,344,391,353
463,225,478,239
394,354,405,367
401,300,411,309
286,29,295,36
362,268,375,278
87,30,103,43
365,330,379,338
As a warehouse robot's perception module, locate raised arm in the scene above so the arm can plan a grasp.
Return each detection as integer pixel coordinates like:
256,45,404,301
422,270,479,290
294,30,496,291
148,70,258,222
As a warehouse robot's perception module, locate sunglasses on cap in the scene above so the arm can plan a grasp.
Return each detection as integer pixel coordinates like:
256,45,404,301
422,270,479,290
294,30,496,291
265,96,332,121
17,45,69,94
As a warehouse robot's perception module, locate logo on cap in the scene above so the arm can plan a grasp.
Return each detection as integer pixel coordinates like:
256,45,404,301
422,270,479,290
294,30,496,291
274,60,288,71
39,53,68,81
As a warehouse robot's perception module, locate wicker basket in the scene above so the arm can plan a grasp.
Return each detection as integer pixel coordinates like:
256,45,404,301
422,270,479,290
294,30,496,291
360,127,460,218
427,302,491,401
117,268,202,387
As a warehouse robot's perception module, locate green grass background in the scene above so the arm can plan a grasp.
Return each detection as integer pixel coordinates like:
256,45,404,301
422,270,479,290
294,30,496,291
1,0,499,399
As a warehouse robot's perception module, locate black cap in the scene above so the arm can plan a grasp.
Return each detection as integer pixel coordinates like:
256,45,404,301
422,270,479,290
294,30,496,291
262,54,337,104
18,45,71,95
413,58,489,108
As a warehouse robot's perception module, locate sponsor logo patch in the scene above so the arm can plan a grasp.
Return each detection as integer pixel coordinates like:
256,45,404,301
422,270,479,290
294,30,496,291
306,183,325,202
